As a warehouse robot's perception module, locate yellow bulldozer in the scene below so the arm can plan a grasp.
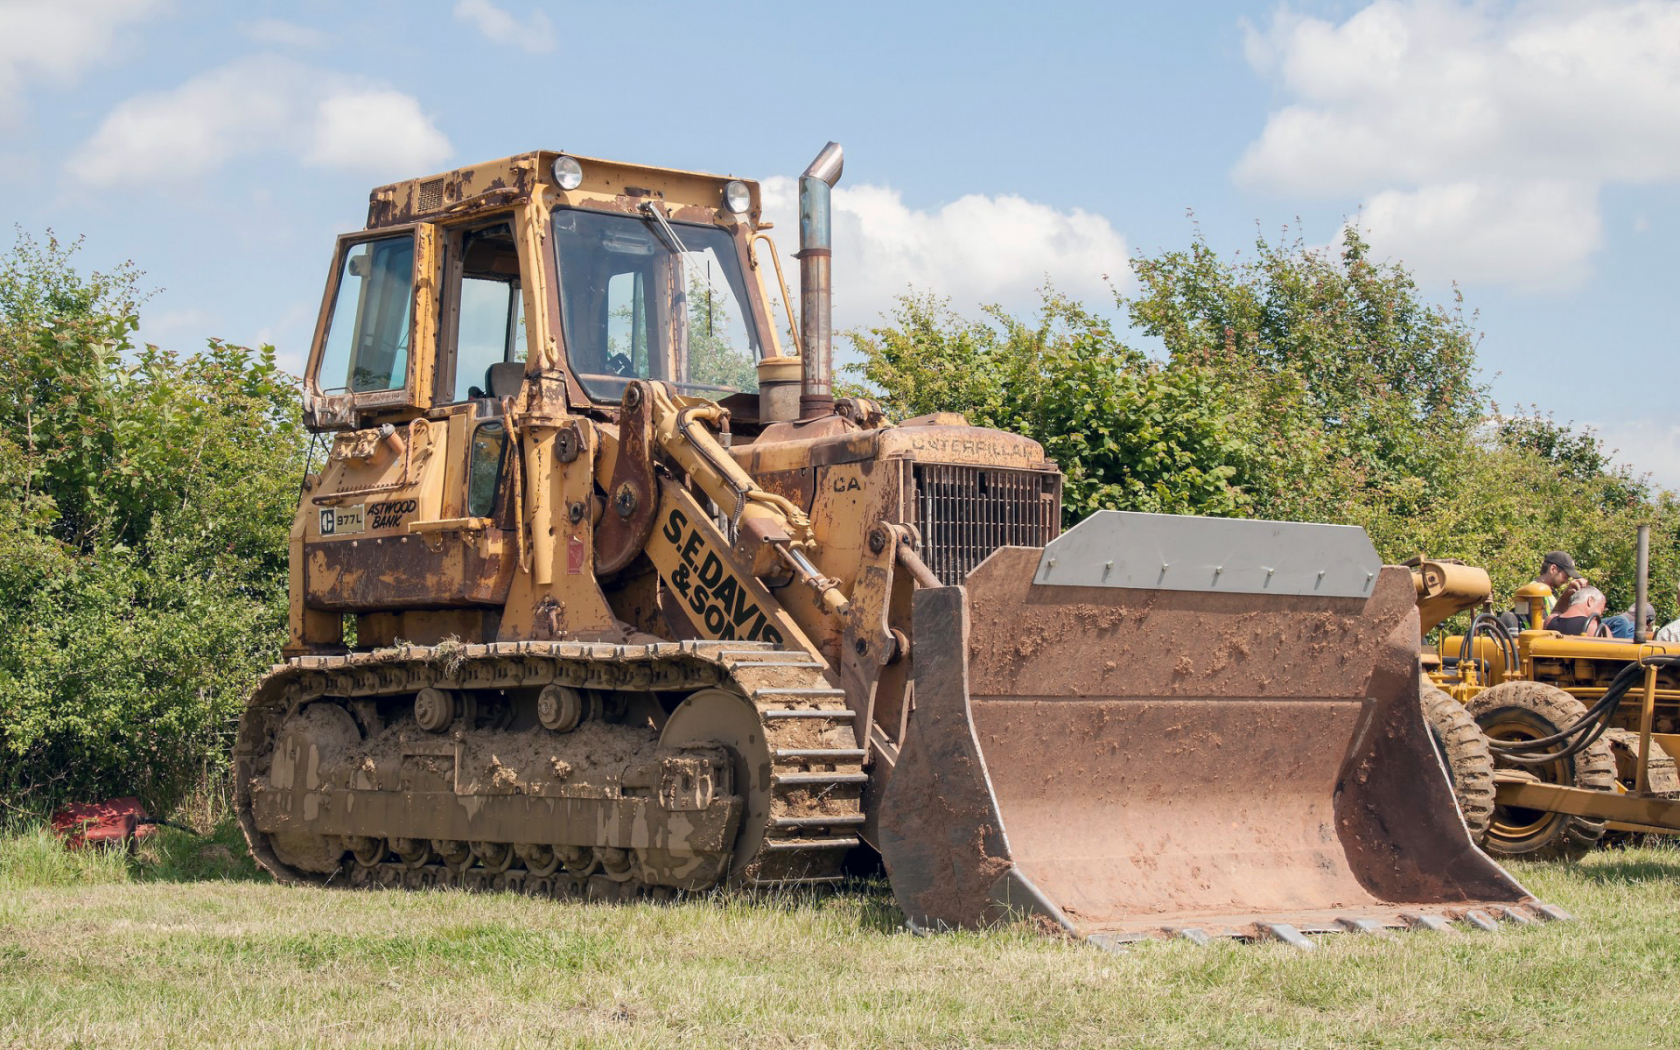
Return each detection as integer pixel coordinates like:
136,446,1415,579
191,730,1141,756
1415,541,1680,860
235,143,1554,947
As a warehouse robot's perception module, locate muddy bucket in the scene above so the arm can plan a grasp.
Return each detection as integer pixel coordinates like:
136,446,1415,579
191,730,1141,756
878,512,1538,944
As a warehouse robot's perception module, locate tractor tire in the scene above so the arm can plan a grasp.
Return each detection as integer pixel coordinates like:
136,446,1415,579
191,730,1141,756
1419,681,1495,845
1601,729,1680,848
1467,681,1617,861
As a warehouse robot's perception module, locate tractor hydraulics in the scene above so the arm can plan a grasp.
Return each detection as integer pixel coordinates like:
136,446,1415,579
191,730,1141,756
1416,538,1680,859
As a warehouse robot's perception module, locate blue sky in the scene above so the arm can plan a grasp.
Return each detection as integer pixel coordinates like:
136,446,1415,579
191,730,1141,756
4,0,1677,484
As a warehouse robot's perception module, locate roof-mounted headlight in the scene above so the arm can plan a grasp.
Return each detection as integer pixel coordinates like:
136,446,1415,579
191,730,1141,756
723,180,751,215
552,155,584,191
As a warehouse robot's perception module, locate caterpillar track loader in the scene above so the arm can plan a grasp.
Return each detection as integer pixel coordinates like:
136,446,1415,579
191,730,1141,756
235,143,1551,946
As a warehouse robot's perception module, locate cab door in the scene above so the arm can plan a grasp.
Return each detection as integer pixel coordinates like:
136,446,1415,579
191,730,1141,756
404,220,528,606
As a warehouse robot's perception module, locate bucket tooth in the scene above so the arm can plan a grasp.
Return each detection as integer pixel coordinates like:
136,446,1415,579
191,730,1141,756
1497,906,1536,925
1336,917,1392,936
1085,933,1131,954
1532,903,1573,923
1460,910,1500,933
1174,928,1212,946
1401,912,1456,933
1257,923,1315,950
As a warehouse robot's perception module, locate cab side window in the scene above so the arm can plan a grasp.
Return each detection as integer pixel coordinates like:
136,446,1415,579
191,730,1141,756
444,224,524,402
319,236,415,393
467,422,507,518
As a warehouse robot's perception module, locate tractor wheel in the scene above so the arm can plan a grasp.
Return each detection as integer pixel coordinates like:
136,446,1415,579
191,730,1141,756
1419,681,1494,845
1600,729,1680,848
1467,681,1617,860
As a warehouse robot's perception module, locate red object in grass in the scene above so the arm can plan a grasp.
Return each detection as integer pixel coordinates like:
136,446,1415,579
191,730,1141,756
50,797,157,849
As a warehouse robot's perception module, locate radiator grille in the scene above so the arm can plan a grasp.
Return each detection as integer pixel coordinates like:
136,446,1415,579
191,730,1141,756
913,463,1062,584
418,178,445,211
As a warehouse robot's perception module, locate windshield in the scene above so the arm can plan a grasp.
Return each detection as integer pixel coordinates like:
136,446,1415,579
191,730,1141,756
552,207,759,403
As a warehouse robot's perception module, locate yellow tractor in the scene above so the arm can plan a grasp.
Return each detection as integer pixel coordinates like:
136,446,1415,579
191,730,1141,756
1416,541,1680,860
235,143,1551,946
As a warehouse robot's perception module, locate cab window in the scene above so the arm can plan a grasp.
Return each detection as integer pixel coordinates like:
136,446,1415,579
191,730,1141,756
318,236,415,393
445,224,525,402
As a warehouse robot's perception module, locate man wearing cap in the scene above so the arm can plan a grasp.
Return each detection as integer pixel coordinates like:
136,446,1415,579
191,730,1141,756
1535,551,1584,619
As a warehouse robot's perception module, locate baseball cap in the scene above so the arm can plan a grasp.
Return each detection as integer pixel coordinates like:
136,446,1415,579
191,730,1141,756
1542,551,1582,578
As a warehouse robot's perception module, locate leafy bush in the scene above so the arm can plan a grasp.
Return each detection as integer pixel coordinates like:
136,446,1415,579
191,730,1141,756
0,232,304,813
847,291,1267,521
845,227,1680,621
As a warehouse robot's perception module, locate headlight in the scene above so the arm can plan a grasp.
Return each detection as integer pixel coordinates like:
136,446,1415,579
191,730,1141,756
552,155,584,191
723,180,751,215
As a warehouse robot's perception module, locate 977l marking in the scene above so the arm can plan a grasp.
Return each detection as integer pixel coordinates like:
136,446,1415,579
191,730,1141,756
319,504,365,536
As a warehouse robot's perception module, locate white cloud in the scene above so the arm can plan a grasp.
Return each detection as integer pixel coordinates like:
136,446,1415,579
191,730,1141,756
306,91,452,174
67,55,452,187
759,176,1130,331
241,18,333,49
1357,179,1602,293
0,0,169,120
1584,418,1680,493
1236,0,1680,291
453,0,555,53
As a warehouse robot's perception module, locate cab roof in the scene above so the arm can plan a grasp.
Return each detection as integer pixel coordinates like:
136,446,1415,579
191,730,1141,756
365,150,763,230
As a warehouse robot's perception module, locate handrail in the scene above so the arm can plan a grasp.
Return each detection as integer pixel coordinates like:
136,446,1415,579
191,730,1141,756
749,232,803,357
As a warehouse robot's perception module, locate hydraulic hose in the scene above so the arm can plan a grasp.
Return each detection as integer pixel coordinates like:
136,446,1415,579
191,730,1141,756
1486,655,1680,766
1456,612,1519,683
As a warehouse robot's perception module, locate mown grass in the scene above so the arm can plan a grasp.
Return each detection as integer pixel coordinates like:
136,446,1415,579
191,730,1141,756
2,826,1678,1049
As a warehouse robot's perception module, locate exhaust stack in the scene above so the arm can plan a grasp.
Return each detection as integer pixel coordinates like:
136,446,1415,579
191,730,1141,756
798,142,843,420
1637,523,1651,643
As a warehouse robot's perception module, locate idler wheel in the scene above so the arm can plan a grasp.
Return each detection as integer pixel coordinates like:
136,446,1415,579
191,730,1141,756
537,685,586,732
659,687,771,878
472,841,515,874
346,835,387,868
516,843,562,877
266,702,361,874
415,687,456,733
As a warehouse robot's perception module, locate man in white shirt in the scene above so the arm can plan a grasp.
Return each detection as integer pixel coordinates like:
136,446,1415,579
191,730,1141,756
1656,581,1680,642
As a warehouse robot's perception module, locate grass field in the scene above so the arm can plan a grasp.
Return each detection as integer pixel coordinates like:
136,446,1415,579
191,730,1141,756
2,823,1678,1049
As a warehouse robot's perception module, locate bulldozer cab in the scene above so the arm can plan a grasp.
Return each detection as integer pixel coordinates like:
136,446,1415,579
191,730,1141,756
291,152,790,650
300,152,777,434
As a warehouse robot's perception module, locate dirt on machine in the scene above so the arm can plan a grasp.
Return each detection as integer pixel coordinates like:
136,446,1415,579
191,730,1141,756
235,142,1554,946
